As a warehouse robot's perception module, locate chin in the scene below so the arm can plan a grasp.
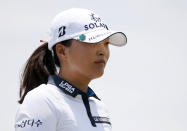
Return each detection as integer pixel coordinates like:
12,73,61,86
92,70,104,79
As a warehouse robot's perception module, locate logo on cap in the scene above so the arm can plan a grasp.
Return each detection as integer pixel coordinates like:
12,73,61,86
90,13,101,22
79,34,86,41
84,13,108,31
58,26,66,37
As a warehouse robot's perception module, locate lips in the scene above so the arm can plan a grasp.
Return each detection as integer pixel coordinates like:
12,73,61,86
94,59,106,65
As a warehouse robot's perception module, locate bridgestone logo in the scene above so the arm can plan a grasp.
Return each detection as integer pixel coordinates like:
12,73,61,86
59,80,75,94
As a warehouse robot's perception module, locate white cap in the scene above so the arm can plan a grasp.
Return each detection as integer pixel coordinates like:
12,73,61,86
48,8,127,50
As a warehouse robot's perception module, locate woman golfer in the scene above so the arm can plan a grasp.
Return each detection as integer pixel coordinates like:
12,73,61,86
15,8,127,131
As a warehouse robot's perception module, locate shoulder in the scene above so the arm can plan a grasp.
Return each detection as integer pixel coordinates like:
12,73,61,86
15,85,58,131
20,83,68,115
17,84,59,116
24,84,56,98
23,84,48,102
18,83,70,116
23,84,63,104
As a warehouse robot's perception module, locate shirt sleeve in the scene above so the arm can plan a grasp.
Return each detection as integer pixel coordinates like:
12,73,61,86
15,89,57,131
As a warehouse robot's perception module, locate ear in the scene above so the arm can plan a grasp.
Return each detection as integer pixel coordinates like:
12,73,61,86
56,44,67,60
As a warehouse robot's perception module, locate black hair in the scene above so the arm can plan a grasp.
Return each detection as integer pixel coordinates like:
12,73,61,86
18,40,72,104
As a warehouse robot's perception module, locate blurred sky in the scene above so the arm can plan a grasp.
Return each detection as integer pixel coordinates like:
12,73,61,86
0,0,187,131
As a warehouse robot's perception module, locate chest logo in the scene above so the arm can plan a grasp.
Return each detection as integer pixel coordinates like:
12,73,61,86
93,116,111,125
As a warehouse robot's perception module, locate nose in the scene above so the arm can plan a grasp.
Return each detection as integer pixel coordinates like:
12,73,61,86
96,41,109,56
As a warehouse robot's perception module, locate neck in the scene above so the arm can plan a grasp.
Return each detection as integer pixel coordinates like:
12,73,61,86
58,70,91,93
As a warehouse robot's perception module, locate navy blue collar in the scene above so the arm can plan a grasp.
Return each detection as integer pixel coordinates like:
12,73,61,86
48,75,100,100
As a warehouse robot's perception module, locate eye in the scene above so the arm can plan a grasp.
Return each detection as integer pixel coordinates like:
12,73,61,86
105,42,109,46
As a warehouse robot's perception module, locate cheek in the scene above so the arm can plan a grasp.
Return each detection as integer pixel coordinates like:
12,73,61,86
69,50,103,78
69,48,94,71
104,46,110,64
106,47,110,60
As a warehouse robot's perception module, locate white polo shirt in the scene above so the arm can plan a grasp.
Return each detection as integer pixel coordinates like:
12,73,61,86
15,75,112,131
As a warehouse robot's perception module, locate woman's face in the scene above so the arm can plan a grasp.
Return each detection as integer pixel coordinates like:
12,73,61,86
60,39,110,80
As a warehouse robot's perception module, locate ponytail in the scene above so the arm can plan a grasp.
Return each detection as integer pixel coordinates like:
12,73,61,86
18,40,72,104
18,43,56,104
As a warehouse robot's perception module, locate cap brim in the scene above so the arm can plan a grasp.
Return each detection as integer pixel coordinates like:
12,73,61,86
75,30,127,46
